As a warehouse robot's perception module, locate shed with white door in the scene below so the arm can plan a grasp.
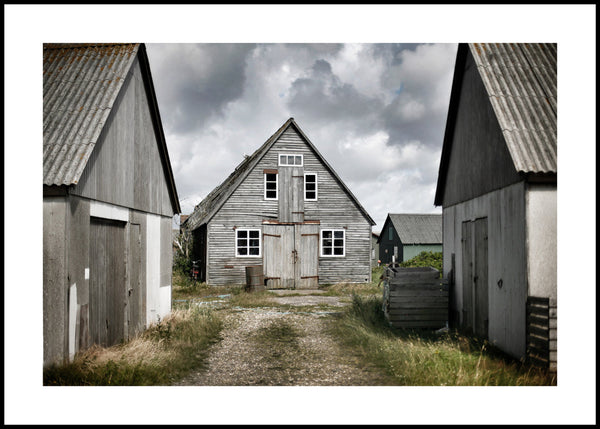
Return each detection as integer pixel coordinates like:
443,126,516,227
43,43,181,367
183,118,375,288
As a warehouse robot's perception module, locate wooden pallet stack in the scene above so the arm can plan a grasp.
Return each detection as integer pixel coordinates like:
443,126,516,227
382,266,449,329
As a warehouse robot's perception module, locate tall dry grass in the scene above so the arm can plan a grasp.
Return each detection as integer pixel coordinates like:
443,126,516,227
332,294,557,386
43,307,222,386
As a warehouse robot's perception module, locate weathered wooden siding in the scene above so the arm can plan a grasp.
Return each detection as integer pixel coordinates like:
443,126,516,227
383,267,448,329
441,48,521,207
89,217,126,347
442,182,527,359
72,57,174,218
526,296,557,371
206,126,371,285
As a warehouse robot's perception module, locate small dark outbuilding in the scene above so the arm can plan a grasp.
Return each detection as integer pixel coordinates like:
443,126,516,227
378,213,442,264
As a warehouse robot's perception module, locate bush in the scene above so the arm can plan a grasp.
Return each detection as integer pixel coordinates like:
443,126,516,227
399,251,443,274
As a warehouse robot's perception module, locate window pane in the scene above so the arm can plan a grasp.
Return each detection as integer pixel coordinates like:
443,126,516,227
266,173,276,181
237,230,247,238
306,183,315,191
306,174,315,183
323,239,332,247
334,239,344,247
249,248,259,256
266,190,276,198
322,231,332,239
266,182,277,190
334,231,344,239
295,156,302,165
249,230,259,238
323,247,332,255
306,192,316,199
333,247,344,255
249,239,259,247
280,155,286,164
238,248,248,256
237,239,247,247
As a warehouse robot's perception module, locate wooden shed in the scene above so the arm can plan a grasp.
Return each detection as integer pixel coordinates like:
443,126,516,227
183,118,375,288
434,43,557,370
378,213,442,264
43,43,181,366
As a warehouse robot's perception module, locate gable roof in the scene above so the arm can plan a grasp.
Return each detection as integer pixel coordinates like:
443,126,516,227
434,43,557,206
43,43,180,213
385,213,442,245
183,118,375,230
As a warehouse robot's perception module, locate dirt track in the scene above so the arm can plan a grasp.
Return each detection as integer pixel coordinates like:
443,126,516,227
172,291,393,386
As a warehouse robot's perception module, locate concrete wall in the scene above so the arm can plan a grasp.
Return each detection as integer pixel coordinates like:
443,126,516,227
442,181,528,359
526,183,557,299
43,196,68,366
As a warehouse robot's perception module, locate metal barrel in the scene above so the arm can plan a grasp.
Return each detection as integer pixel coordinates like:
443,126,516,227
245,265,265,292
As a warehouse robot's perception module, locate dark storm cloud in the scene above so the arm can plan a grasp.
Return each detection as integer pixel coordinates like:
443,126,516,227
382,95,449,148
286,58,383,126
148,43,256,135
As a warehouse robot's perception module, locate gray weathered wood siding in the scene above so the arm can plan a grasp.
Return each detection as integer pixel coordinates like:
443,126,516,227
206,126,371,285
442,181,528,359
441,48,521,207
72,57,174,218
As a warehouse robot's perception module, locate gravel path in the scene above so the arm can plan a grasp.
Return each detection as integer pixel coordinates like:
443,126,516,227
173,292,393,386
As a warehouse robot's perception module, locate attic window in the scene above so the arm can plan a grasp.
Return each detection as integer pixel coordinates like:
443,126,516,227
279,154,303,167
304,173,317,201
264,173,278,200
236,229,261,257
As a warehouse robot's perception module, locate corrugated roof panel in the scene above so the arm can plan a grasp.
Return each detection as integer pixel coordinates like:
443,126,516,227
469,43,557,174
389,214,442,245
43,43,139,186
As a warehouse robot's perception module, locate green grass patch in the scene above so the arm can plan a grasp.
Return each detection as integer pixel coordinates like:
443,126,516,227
43,307,223,386
331,294,557,386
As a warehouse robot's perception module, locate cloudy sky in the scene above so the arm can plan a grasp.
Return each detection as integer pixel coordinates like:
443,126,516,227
146,42,456,230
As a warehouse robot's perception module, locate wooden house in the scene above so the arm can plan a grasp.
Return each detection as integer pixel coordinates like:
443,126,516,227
377,214,442,264
183,118,375,288
434,43,557,368
43,43,181,366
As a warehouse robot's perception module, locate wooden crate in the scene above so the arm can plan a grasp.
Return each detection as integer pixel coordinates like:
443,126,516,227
383,267,449,329
526,296,557,372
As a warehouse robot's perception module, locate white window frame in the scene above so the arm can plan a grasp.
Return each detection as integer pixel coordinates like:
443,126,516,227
278,153,304,167
235,228,262,258
264,172,278,200
304,172,318,201
320,229,346,257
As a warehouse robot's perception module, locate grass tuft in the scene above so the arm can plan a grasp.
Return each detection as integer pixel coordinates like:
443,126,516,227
331,294,557,386
43,307,223,386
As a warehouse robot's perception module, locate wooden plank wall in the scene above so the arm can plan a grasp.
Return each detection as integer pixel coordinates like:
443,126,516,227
526,296,557,372
72,57,174,218
383,267,448,329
